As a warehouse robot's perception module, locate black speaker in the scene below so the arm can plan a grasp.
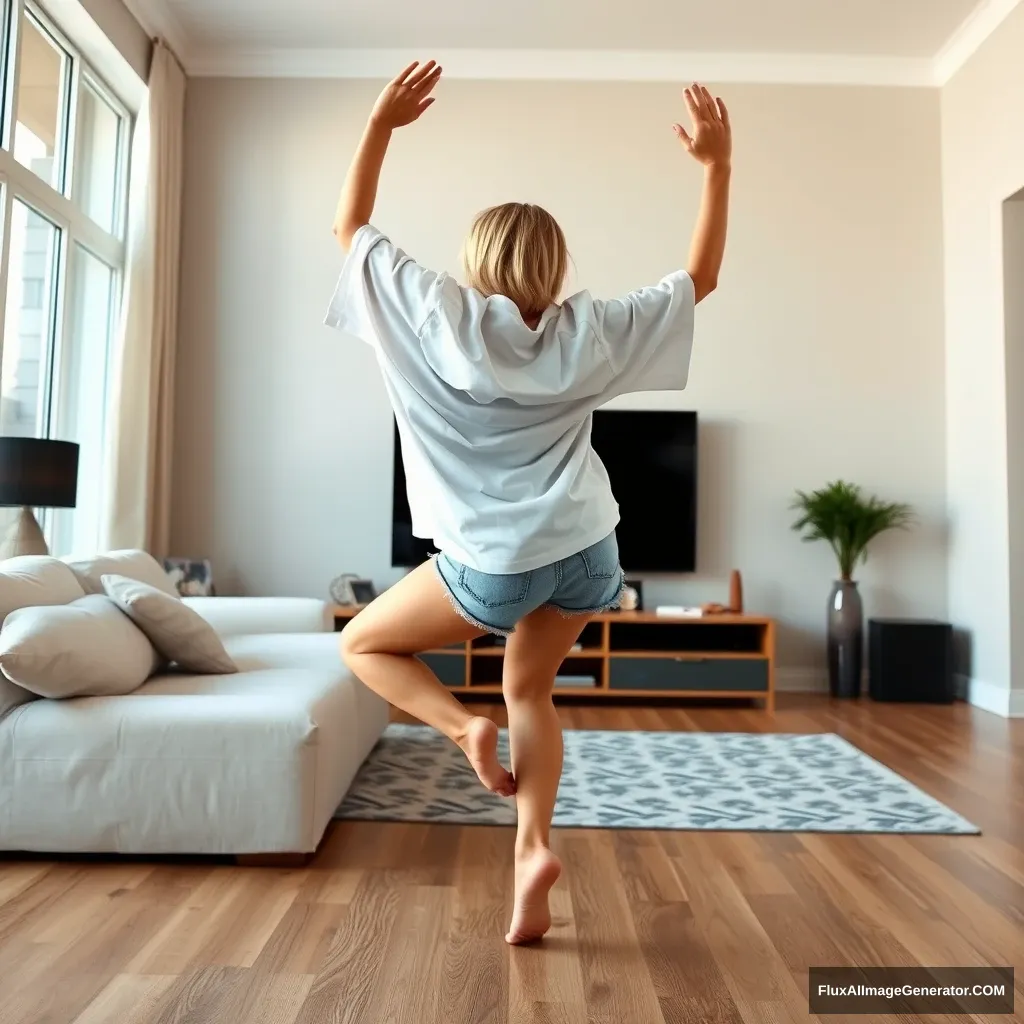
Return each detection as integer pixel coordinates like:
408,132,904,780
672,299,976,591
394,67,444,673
868,619,954,703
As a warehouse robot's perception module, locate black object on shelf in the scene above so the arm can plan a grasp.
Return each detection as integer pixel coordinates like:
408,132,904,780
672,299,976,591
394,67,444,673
868,618,954,703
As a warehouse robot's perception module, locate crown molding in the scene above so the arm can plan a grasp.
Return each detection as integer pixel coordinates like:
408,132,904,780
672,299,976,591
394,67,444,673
186,47,936,86
123,0,1021,87
933,0,1022,83
119,0,191,63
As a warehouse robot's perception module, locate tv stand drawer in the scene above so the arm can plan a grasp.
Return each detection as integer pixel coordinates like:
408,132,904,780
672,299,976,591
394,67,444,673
420,652,466,687
609,657,768,692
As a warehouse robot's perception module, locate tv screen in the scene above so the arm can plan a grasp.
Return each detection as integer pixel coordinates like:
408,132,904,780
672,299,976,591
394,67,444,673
391,409,698,572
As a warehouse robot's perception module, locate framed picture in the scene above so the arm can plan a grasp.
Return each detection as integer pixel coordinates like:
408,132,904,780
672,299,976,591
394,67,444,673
330,574,378,606
163,558,215,597
349,579,378,605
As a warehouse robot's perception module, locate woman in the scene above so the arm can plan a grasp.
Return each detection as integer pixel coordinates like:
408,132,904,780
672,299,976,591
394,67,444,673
329,60,732,944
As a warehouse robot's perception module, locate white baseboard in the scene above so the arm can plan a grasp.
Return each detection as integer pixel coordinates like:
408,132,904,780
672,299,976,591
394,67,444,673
961,675,1024,718
779,669,1024,717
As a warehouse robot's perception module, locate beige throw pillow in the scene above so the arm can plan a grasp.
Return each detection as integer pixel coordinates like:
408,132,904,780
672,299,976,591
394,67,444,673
0,595,160,698
0,556,88,716
102,574,237,675
0,555,85,625
64,550,180,598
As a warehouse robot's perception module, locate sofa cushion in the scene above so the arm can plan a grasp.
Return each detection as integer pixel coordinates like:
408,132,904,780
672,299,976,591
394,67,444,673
0,595,161,698
0,555,85,625
102,574,236,675
64,550,179,599
1,676,34,721
0,633,389,854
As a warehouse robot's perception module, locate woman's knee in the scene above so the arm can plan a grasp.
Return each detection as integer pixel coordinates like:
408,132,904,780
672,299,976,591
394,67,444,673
502,673,553,703
339,622,374,664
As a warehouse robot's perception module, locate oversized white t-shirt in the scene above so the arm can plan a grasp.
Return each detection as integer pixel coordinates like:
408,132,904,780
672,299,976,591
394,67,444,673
325,224,695,574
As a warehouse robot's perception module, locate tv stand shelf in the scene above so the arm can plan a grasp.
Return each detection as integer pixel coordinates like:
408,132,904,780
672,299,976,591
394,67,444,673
333,608,775,711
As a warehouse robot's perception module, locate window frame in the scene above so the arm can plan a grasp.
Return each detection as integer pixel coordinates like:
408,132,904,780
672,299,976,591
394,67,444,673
0,0,132,551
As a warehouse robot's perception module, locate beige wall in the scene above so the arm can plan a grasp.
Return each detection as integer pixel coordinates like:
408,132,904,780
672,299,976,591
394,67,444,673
1005,193,1024,703
175,77,946,680
941,3,1024,713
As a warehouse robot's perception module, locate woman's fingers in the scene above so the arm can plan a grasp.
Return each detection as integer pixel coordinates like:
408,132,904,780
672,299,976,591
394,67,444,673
700,86,717,120
412,65,442,95
405,60,438,88
716,96,730,129
395,60,419,84
683,87,700,122
694,83,714,120
672,123,693,148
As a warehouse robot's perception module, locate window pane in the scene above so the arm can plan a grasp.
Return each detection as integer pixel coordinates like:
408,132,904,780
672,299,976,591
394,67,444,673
75,82,122,233
1,199,60,438
13,13,69,190
50,246,116,555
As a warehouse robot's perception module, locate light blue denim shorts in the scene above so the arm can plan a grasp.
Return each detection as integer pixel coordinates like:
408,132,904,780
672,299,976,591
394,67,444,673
433,532,625,637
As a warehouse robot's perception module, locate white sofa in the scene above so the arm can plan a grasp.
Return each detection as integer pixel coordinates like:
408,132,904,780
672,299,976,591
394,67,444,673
0,552,388,856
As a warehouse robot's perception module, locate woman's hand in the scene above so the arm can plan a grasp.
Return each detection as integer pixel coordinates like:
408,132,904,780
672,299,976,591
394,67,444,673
370,60,442,130
332,60,441,249
674,84,731,169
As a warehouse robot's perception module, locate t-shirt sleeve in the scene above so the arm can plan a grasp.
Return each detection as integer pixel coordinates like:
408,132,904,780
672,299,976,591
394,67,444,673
592,270,696,394
324,224,440,349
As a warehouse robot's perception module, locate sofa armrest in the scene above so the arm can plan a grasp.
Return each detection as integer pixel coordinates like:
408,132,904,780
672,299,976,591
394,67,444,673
182,597,332,637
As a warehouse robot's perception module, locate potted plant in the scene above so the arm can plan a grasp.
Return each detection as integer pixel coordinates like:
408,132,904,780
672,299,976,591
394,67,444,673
791,481,913,698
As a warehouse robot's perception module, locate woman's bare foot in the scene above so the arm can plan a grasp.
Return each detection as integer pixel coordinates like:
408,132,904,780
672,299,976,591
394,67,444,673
460,717,516,797
505,847,562,945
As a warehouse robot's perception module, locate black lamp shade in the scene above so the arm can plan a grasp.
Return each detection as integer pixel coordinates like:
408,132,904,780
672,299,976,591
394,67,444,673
0,438,79,509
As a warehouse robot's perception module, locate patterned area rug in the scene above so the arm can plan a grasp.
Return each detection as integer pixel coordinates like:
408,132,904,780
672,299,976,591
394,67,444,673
336,725,978,834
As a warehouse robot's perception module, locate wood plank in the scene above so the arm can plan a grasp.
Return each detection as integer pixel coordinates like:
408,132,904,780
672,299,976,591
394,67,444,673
0,696,1020,1024
668,834,807,1016
292,871,401,1024
361,884,452,1023
69,974,177,1024
562,830,667,1024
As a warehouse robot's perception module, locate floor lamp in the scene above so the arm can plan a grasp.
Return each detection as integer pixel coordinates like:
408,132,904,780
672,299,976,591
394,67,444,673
0,437,80,559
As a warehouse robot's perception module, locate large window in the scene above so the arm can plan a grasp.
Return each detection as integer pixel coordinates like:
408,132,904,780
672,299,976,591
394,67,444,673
0,0,130,554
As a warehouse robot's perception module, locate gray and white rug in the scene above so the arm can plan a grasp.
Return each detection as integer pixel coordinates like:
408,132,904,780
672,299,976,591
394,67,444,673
336,726,978,834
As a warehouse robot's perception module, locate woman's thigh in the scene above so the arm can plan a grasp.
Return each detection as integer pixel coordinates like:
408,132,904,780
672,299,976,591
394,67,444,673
501,604,591,699
341,561,485,655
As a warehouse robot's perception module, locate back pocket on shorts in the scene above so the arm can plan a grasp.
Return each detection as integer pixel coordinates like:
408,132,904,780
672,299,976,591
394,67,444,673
458,565,532,608
580,534,621,580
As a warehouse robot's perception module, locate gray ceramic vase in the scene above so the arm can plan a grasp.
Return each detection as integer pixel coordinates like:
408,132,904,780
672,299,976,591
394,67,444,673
827,580,863,698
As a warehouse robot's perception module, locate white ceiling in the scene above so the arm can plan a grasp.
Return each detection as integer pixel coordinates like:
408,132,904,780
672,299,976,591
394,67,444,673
168,0,974,57
124,0,1022,85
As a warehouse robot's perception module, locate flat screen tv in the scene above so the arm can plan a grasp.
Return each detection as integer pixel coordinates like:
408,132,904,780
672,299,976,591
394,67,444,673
391,409,698,572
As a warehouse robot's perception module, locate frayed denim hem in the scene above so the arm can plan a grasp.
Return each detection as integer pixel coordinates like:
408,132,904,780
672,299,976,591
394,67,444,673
549,569,627,619
431,554,515,638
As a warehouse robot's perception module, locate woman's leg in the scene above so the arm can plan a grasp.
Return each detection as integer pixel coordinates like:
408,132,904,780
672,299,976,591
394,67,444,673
501,606,589,944
341,561,515,796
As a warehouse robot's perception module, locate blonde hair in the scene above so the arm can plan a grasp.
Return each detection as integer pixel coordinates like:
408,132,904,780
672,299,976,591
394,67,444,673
462,203,568,320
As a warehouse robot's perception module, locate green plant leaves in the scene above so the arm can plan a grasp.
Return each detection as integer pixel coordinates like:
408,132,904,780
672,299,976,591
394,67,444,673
790,480,913,581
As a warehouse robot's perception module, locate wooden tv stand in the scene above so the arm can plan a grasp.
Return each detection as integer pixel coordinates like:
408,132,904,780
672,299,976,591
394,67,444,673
333,607,775,711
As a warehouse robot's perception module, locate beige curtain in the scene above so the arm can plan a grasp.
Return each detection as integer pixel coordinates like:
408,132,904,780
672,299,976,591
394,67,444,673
102,39,185,557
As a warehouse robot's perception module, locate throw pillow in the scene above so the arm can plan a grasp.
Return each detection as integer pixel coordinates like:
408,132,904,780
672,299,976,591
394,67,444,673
101,574,237,675
64,550,180,598
0,595,161,698
0,555,85,626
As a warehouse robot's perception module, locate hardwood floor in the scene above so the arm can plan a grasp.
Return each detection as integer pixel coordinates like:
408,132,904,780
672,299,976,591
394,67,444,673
1,696,1022,1024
